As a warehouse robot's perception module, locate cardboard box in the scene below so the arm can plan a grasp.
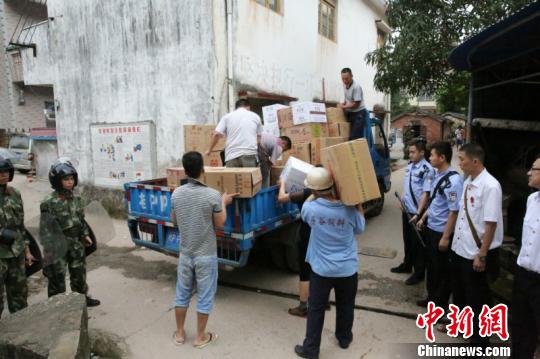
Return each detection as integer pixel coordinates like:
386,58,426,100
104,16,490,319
328,122,351,138
277,107,294,129
281,123,328,143
310,137,348,165
270,166,284,186
184,125,225,152
321,139,380,205
282,142,311,164
204,151,223,167
263,104,288,137
326,108,347,124
205,167,262,198
166,166,211,188
281,157,314,193
292,102,327,125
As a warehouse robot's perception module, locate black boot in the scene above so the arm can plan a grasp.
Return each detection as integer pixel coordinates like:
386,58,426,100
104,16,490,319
86,296,101,307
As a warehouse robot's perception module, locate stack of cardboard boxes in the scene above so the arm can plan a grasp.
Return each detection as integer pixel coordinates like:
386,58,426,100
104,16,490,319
183,125,225,167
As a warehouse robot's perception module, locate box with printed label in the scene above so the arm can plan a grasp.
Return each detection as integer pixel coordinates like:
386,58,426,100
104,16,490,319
184,125,225,152
310,137,347,165
204,151,223,167
281,123,328,143
321,139,380,205
263,104,288,137
326,108,347,124
292,102,327,125
204,167,262,198
281,157,314,193
328,122,351,138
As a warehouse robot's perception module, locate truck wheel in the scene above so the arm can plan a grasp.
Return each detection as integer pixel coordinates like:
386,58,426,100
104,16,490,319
364,183,385,218
270,245,288,271
285,244,300,273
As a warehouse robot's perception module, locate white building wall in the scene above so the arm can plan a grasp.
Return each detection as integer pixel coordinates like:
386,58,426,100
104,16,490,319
43,0,217,181
233,0,386,107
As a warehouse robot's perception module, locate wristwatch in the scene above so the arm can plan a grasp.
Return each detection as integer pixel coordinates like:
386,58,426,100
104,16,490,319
478,255,487,262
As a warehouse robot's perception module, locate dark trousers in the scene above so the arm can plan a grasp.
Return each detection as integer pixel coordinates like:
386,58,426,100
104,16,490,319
424,228,452,308
450,250,498,344
347,109,368,140
302,271,358,356
401,212,426,277
511,266,540,358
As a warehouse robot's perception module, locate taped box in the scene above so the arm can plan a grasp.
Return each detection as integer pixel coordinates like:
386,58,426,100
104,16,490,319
205,167,262,198
321,139,380,205
326,108,347,124
281,156,314,193
184,125,225,152
328,122,350,138
281,123,328,143
310,137,348,165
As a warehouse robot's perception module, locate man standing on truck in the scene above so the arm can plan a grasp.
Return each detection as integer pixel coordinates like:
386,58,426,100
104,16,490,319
170,151,236,349
451,144,503,345
337,68,369,140
416,142,462,310
258,134,292,188
206,99,263,168
391,139,433,286
511,154,540,358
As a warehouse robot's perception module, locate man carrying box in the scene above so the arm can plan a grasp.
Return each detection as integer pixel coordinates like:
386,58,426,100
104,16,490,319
206,99,263,168
337,68,368,141
258,134,292,188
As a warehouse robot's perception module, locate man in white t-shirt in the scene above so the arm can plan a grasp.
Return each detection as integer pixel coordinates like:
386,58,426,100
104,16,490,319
206,99,263,167
451,143,503,344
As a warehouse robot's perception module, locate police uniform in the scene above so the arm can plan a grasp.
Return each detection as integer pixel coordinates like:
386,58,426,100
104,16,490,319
41,160,99,307
450,168,503,343
511,191,540,358
393,159,433,281
424,166,463,308
0,159,28,318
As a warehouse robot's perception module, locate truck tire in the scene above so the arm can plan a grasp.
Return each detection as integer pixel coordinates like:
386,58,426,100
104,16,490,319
364,182,385,218
285,244,300,273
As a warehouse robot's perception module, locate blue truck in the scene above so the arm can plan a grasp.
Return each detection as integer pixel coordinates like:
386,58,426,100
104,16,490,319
125,115,391,271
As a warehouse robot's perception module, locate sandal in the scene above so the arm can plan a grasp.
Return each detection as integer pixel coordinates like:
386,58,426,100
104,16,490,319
288,305,308,318
172,331,185,346
194,332,218,349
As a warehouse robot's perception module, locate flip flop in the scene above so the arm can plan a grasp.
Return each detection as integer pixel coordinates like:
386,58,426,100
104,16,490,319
194,332,218,349
173,331,185,346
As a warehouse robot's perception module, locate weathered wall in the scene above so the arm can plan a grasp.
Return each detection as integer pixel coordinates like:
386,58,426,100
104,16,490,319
43,0,217,183
233,0,386,107
391,114,443,144
21,22,54,86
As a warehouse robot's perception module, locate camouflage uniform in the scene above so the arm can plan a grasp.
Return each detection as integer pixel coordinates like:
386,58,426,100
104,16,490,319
41,190,90,297
0,186,28,318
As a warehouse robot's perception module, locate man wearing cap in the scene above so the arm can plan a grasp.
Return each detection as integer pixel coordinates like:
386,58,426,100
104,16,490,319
294,167,365,359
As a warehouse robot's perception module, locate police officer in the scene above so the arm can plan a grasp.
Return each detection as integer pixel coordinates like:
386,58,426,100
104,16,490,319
391,139,433,285
0,155,34,319
41,159,100,307
511,154,540,358
416,142,463,309
451,144,503,345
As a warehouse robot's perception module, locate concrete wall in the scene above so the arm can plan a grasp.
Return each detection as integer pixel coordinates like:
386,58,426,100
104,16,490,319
45,0,217,181
233,0,386,106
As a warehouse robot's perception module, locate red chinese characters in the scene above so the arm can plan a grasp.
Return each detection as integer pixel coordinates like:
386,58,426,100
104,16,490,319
416,302,445,343
446,304,474,338
479,304,509,341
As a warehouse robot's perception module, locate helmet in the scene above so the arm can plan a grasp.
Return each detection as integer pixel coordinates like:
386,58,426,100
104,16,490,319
0,156,14,182
304,167,334,191
49,159,78,190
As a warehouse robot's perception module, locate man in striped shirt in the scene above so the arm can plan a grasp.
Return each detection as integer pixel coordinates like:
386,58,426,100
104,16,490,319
170,151,235,349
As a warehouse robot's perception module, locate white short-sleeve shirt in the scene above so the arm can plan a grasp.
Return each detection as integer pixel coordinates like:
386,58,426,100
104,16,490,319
215,108,263,162
451,169,504,260
517,191,540,273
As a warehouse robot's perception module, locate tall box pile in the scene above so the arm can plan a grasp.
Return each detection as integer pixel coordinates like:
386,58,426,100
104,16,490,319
321,139,380,205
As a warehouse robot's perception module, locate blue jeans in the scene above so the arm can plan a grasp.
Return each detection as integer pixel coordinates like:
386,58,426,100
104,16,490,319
346,109,368,140
174,254,218,314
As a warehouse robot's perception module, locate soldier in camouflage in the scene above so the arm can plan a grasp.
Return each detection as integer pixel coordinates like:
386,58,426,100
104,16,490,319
41,159,100,307
0,156,34,319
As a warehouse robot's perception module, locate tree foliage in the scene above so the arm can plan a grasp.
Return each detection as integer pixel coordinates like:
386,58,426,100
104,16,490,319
366,0,535,98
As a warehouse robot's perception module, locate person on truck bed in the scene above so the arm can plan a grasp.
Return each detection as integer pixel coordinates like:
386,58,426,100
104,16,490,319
511,154,540,358
206,99,263,168
337,68,369,141
451,143,503,345
294,167,365,359
170,151,236,349
259,134,291,188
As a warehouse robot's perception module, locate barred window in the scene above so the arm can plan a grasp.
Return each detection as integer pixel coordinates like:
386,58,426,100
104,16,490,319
254,0,281,13
319,0,337,41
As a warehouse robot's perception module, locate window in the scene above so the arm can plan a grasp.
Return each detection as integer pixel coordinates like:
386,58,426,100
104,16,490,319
319,0,336,41
255,0,281,13
377,29,386,48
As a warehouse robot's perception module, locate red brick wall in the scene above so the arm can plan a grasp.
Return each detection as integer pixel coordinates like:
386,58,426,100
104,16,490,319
391,114,444,144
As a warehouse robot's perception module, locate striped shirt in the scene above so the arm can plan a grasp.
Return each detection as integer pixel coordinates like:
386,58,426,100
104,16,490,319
171,178,223,256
